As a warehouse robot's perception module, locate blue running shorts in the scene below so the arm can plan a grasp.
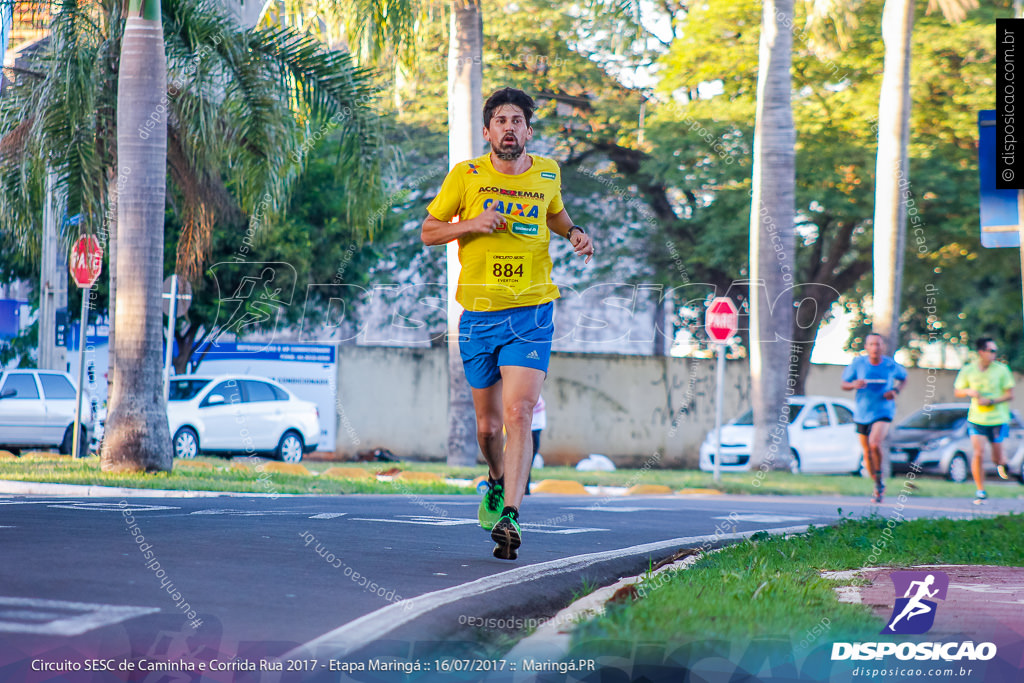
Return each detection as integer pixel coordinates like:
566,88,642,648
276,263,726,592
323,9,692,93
967,422,1009,443
458,302,554,389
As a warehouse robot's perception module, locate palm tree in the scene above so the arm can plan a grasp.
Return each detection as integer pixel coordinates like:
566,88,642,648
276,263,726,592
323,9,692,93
747,0,795,471
103,0,171,471
0,0,385,471
871,0,976,351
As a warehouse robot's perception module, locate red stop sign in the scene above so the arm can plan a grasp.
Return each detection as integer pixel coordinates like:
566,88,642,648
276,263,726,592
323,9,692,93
705,297,738,343
70,235,103,288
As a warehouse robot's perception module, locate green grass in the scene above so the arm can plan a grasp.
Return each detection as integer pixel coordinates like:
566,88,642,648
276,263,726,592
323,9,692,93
0,455,471,495
389,461,1024,498
2,454,1022,498
570,515,1024,652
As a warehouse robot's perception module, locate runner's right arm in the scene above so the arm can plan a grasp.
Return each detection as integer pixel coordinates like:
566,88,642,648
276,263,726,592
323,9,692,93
953,368,977,399
421,206,504,245
840,359,866,390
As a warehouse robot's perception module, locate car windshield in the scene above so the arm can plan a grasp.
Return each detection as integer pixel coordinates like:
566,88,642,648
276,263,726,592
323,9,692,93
898,408,967,431
169,379,212,401
733,403,802,425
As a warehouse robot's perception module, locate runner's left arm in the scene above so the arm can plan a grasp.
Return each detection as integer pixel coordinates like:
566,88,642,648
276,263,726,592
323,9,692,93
884,364,908,400
983,386,1014,407
547,209,594,263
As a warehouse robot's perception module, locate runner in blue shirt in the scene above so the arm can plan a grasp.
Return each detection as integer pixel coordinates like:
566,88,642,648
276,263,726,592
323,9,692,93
841,333,908,503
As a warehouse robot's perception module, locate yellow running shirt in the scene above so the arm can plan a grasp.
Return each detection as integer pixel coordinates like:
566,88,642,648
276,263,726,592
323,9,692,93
426,153,565,312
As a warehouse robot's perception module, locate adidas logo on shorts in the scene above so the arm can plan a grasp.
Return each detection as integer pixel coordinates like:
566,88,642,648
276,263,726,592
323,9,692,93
526,350,540,360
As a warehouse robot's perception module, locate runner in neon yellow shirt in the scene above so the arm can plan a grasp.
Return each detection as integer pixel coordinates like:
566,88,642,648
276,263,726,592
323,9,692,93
954,337,1015,501
422,88,594,560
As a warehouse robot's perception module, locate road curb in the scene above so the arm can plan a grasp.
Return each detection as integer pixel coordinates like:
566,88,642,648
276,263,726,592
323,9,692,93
532,479,591,495
282,524,815,662
503,524,820,673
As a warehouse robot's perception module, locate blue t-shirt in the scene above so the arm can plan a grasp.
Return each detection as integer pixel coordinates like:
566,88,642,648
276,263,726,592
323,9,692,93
841,356,908,424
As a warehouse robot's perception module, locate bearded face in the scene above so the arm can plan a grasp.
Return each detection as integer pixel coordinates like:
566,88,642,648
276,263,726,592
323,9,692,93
485,104,532,161
495,133,525,160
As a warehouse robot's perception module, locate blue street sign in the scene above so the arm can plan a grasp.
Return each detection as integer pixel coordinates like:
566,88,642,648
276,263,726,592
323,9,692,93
979,109,1022,248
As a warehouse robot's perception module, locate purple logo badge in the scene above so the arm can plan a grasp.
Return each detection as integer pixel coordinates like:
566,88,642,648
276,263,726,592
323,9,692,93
882,571,949,635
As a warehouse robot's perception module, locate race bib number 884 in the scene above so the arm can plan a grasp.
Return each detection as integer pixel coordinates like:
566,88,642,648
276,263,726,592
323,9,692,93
485,252,532,293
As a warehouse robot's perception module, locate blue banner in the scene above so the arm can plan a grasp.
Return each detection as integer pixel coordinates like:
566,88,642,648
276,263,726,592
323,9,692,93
979,109,1022,247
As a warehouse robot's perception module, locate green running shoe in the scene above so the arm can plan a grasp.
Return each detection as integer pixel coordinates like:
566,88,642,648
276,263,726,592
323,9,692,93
491,514,521,561
478,480,504,530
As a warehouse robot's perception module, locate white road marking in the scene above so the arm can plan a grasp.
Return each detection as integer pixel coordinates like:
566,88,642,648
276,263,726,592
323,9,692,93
348,515,608,534
309,513,348,519
0,597,159,636
715,514,810,523
190,509,306,516
563,506,672,513
48,503,179,512
282,524,814,661
349,516,476,527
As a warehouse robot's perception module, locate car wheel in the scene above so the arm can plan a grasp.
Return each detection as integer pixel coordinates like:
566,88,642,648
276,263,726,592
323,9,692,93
789,449,801,474
173,427,199,459
1018,459,1024,485
277,431,304,463
947,454,969,483
59,424,88,458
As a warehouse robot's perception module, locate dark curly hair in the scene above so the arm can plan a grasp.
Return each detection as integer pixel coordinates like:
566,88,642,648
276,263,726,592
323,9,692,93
483,88,535,128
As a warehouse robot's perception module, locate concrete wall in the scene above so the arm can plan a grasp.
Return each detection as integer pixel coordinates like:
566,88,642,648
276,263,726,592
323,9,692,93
334,346,995,468
335,346,448,458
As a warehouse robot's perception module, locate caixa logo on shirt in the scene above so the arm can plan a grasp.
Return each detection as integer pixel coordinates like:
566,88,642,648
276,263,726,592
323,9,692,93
482,198,540,219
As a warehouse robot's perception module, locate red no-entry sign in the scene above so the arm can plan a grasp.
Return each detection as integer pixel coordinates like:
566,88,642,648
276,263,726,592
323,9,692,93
705,297,738,343
70,236,103,288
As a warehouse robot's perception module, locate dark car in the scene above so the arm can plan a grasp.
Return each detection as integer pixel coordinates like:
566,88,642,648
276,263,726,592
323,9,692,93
886,403,1024,483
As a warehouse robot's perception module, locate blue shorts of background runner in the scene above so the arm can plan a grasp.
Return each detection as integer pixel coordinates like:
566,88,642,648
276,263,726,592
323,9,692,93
459,302,553,389
967,422,1009,443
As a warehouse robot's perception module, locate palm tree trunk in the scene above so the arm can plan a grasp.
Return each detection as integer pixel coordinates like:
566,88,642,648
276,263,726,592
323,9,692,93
101,0,172,472
445,0,483,467
872,0,914,352
748,0,795,470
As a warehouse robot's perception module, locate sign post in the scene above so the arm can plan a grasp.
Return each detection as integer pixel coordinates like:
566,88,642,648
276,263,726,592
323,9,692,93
162,275,192,399
69,235,103,458
705,297,739,483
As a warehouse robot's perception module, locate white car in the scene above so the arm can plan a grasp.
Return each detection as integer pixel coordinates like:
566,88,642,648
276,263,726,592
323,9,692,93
167,375,319,463
0,369,91,456
698,395,863,474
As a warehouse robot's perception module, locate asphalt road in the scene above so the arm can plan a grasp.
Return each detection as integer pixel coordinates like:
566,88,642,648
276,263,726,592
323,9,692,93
0,491,1019,682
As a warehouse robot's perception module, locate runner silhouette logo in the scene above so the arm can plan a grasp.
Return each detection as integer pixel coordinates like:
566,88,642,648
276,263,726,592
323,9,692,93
882,570,949,635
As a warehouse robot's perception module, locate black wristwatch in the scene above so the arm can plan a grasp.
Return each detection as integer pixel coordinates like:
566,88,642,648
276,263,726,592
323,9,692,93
567,225,585,240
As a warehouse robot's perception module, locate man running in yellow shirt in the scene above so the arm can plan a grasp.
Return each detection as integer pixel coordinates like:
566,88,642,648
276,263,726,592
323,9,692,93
421,88,594,560
953,337,1014,501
